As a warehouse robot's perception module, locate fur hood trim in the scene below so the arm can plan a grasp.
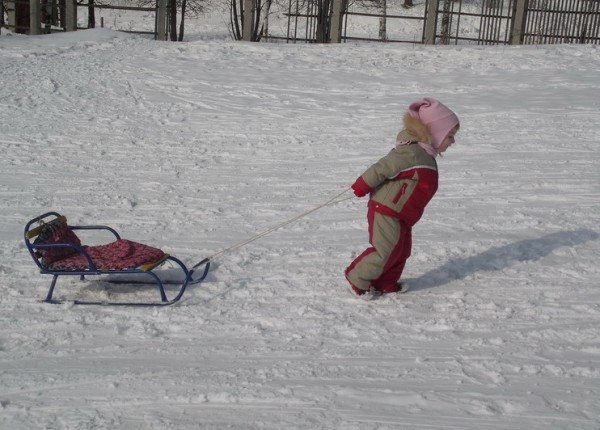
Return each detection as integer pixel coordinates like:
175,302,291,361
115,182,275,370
395,112,432,145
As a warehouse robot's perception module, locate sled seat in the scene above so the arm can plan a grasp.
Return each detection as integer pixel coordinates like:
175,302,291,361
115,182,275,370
47,239,167,272
24,212,210,306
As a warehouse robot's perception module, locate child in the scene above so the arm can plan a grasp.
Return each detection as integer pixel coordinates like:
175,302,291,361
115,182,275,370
345,97,460,299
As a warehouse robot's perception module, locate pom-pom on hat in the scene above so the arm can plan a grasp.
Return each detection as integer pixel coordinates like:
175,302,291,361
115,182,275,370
408,98,459,148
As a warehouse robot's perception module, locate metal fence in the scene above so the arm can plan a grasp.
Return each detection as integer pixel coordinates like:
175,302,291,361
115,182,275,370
282,0,600,45
3,0,32,33
523,0,600,44
2,0,169,39
4,0,599,44
77,2,159,37
436,0,600,45
341,3,427,44
433,0,516,44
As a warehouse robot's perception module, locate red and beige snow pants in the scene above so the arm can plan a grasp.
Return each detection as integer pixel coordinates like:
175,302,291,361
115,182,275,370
345,206,412,292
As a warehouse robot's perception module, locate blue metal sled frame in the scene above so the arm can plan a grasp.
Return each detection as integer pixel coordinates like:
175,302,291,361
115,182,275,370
24,212,210,306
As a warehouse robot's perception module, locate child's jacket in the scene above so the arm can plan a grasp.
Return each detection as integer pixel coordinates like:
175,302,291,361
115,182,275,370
351,143,438,227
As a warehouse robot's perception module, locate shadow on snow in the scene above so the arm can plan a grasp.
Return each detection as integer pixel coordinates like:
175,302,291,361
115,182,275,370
410,229,599,291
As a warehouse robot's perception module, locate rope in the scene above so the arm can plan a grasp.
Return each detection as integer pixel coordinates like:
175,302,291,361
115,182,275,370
192,188,353,270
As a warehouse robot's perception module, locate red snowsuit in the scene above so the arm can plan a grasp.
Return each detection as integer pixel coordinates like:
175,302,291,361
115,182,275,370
345,143,438,293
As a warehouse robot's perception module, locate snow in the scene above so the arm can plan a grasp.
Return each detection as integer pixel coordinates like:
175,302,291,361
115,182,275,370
1,10,600,429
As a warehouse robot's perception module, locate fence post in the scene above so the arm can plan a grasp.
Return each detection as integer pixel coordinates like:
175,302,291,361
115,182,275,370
29,0,42,35
64,0,77,32
243,0,253,41
424,0,438,44
156,0,168,40
0,2,4,34
330,0,344,43
509,0,528,45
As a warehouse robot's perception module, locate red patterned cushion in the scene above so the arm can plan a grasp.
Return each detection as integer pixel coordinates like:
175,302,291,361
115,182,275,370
33,216,82,266
48,239,166,271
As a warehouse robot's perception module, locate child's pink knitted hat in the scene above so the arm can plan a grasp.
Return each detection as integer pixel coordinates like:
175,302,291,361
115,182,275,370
408,98,459,148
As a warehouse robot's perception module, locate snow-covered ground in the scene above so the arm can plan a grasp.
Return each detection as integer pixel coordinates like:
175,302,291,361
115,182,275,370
1,9,600,429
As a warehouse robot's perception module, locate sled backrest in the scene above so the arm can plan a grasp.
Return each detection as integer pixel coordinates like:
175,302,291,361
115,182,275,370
24,213,83,268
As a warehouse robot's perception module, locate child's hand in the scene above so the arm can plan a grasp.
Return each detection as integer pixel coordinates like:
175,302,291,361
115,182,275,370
351,178,372,197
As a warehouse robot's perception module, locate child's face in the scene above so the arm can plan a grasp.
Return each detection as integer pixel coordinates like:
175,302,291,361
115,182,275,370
438,125,459,153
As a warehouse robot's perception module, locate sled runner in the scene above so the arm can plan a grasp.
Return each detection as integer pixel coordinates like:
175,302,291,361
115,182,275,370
24,212,210,306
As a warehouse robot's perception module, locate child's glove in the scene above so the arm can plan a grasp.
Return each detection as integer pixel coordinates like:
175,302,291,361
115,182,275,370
351,177,372,198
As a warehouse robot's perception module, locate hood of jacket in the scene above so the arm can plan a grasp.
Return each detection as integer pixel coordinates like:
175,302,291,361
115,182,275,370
396,112,432,144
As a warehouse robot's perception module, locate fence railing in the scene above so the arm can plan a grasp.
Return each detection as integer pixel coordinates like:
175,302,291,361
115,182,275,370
434,0,600,45
523,0,600,44
432,0,516,45
2,0,169,39
4,0,599,45
282,0,600,45
77,2,160,37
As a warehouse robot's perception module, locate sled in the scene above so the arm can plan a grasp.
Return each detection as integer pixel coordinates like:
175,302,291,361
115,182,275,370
24,212,210,306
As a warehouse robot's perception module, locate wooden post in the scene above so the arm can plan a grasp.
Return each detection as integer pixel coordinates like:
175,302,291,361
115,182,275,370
243,0,253,41
156,0,168,40
64,0,77,32
330,0,344,43
509,0,528,45
30,0,42,35
0,2,5,34
423,0,438,44
379,0,387,41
